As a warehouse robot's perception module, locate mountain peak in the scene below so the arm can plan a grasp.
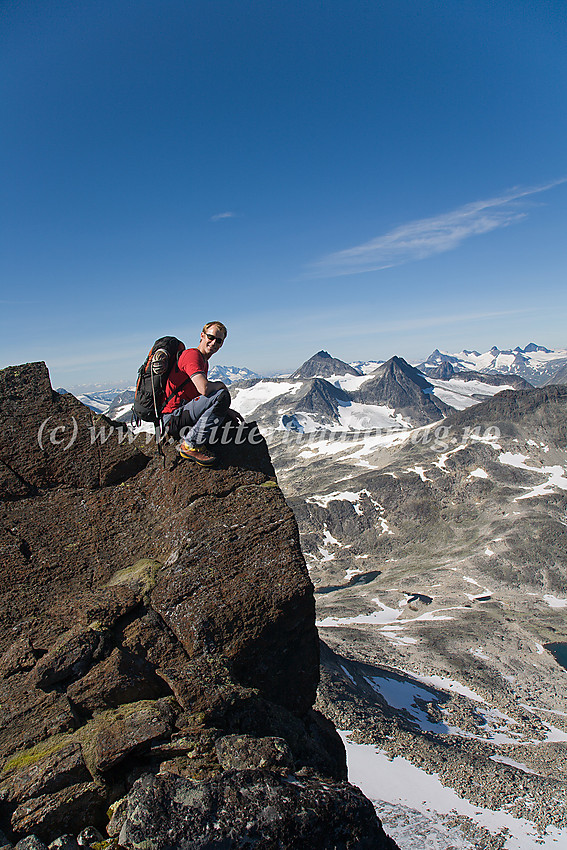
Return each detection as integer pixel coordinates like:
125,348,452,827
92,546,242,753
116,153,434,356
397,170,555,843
352,354,449,425
522,342,552,354
291,351,361,380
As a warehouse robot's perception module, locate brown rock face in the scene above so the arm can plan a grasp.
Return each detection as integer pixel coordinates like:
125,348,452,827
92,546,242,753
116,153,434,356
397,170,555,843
0,362,396,848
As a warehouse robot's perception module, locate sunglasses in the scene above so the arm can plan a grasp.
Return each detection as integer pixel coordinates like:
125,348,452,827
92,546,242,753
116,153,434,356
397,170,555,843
205,332,224,344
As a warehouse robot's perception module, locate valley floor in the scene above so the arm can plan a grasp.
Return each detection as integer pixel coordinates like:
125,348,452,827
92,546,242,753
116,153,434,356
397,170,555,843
266,401,567,850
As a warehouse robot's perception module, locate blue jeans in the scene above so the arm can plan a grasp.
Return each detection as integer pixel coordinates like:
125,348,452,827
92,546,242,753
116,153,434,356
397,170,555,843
163,388,231,446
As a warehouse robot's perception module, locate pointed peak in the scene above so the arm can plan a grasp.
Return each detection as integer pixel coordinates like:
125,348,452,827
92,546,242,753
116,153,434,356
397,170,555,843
291,351,361,379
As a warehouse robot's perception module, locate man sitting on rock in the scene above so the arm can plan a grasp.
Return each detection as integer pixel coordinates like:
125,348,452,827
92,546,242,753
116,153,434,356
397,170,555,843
162,321,243,466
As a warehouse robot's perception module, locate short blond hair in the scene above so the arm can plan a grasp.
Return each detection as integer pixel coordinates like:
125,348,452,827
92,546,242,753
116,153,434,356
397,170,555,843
203,321,227,340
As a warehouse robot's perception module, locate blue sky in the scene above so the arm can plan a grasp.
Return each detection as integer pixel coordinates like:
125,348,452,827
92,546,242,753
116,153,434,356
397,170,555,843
1,0,566,389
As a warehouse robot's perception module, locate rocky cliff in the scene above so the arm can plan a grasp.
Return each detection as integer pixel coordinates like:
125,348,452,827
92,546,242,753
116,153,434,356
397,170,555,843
0,362,397,849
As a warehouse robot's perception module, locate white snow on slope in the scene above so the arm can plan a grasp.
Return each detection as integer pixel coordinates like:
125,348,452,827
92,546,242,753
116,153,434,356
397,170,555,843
406,672,485,703
363,673,447,734
431,378,514,410
307,490,368,513
337,401,411,431
350,360,384,374
330,373,375,392
543,595,567,609
340,733,567,849
298,429,413,462
498,453,567,500
317,599,466,628
76,394,109,413
108,404,133,420
230,381,301,418
405,466,431,482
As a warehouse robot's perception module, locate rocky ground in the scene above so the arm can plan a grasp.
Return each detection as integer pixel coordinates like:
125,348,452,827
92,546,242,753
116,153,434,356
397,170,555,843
0,362,397,850
263,386,567,847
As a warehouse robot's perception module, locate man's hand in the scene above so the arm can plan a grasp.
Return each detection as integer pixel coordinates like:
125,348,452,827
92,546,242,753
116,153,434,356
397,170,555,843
206,379,228,394
226,408,244,423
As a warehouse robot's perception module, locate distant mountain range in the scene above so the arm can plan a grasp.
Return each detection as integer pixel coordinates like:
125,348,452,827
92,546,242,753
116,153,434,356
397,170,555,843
417,342,567,386
229,349,538,433
68,343,567,427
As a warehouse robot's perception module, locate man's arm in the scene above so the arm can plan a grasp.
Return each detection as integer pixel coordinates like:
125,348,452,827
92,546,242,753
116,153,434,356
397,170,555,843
191,372,244,422
190,372,227,396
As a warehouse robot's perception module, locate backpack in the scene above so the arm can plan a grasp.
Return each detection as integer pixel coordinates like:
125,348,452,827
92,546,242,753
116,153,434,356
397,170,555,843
133,336,189,424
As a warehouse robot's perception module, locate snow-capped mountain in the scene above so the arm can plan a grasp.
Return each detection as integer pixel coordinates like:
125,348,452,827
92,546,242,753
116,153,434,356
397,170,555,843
72,344,565,431
231,352,524,434
76,389,135,414
207,364,261,385
419,343,567,386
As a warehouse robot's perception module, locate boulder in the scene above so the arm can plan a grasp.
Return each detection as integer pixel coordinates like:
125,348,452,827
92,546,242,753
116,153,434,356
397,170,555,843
14,838,47,850
47,837,79,850
66,648,168,712
0,688,76,760
151,485,319,716
76,828,103,848
118,770,397,850
11,784,106,842
89,699,177,772
214,734,294,771
0,742,90,804
30,626,109,690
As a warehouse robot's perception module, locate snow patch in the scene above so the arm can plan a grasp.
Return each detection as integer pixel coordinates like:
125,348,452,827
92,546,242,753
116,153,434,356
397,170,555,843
405,466,431,482
340,733,567,849
543,594,567,609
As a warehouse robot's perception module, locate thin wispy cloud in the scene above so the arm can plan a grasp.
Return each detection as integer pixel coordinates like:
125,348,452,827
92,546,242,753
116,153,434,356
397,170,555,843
307,178,567,278
210,211,236,222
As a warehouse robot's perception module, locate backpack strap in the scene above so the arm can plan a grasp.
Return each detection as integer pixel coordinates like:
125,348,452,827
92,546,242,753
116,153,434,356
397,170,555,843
160,376,193,412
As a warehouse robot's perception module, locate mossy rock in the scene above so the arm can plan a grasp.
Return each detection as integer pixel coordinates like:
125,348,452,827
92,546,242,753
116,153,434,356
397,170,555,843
105,559,162,597
1,732,74,775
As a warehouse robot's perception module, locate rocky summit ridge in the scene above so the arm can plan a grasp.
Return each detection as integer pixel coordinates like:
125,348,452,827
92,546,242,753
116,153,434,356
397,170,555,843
0,362,397,849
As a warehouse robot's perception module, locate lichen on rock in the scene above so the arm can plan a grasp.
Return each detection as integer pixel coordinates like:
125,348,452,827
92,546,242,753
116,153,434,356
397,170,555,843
0,362,398,848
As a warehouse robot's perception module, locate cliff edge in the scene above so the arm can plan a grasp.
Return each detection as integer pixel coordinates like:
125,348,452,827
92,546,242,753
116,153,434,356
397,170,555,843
0,363,397,849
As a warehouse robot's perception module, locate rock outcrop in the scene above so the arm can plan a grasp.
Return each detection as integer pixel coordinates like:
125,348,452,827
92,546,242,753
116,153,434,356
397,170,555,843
0,362,397,848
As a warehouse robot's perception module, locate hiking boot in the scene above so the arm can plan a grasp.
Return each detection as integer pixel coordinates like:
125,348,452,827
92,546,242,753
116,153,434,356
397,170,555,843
178,440,216,467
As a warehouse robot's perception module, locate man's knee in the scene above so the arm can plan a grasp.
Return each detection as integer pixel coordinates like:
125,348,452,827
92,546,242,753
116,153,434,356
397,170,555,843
211,387,231,412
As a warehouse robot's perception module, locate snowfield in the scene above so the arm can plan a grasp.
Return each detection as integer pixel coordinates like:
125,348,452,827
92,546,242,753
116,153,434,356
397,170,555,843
341,733,567,849
230,380,301,418
430,378,515,409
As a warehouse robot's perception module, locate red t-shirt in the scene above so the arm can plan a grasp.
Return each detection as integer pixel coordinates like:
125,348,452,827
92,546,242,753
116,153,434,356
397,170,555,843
162,348,208,413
